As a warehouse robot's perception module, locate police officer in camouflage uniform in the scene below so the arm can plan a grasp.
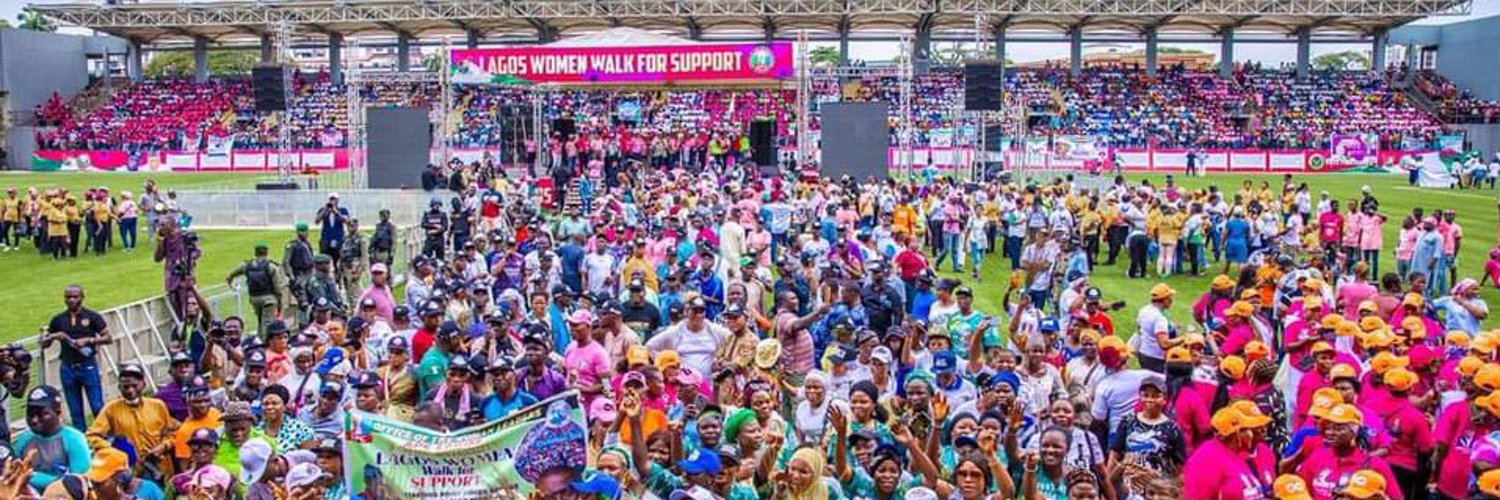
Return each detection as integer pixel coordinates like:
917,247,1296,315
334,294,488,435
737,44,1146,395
371,209,396,269
225,242,292,336
283,222,317,322
339,218,368,309
302,254,344,324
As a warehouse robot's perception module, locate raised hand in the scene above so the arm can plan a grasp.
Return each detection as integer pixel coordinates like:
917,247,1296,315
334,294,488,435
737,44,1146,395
828,404,849,438
932,392,950,422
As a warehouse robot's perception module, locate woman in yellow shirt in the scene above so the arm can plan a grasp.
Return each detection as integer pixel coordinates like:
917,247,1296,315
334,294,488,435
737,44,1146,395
64,196,82,258
45,197,68,259
1156,204,1185,277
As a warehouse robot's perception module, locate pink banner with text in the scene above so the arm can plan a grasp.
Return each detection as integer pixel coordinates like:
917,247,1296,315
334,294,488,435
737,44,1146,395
449,43,794,85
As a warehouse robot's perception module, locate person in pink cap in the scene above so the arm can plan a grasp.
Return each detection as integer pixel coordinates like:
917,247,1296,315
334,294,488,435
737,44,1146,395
564,309,611,413
187,464,232,499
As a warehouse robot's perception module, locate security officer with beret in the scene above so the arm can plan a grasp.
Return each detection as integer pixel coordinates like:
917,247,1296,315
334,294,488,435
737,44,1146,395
300,255,344,324
283,222,317,320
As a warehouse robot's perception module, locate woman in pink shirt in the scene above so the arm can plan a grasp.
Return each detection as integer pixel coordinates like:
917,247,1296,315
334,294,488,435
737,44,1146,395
1357,207,1387,277
1218,301,1258,357
1181,406,1275,499
1290,404,1404,500
1166,347,1213,453
1366,368,1434,499
1396,217,1419,279
1336,264,1379,321
1341,202,1363,270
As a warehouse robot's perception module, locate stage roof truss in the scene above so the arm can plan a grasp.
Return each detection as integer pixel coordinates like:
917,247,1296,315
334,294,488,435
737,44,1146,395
30,0,1470,43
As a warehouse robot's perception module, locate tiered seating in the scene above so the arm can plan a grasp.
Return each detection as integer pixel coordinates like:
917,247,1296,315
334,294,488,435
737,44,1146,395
36,67,1457,152
1413,70,1500,124
35,92,71,126
38,79,247,150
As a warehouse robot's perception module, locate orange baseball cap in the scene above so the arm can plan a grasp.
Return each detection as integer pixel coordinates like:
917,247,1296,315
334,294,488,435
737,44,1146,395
1227,301,1255,318
1229,400,1272,428
1403,292,1425,308
1182,333,1207,347
1274,474,1313,500
1324,403,1364,425
1302,295,1324,311
1308,387,1344,419
1309,341,1334,355
1319,313,1345,330
1211,274,1234,290
1476,363,1500,391
1448,330,1473,347
1459,356,1486,378
1358,300,1379,313
1220,355,1247,380
1329,363,1359,381
1479,390,1500,418
1166,346,1193,363
655,350,681,371
1099,335,1131,356
1301,278,1326,291
1382,367,1419,392
1211,407,1249,436
1358,316,1387,332
1150,284,1176,300
1478,468,1500,496
1340,469,1387,499
1401,316,1427,340
1335,320,1361,337
1361,329,1397,349
1473,333,1498,355
1244,341,1270,363
1369,352,1409,375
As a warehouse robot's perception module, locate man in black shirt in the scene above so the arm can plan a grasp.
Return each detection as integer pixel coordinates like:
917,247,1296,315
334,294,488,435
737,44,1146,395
43,284,110,430
619,279,661,335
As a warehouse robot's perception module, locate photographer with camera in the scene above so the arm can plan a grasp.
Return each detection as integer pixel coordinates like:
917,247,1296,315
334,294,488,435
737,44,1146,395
314,193,350,266
153,217,200,319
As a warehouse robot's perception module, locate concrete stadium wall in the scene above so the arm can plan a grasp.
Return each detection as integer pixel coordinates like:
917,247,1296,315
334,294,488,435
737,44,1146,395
1392,16,1500,101
0,30,127,170
1451,123,1500,155
175,189,457,228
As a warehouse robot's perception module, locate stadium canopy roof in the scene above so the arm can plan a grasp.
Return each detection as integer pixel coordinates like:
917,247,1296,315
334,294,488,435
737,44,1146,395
29,0,1472,44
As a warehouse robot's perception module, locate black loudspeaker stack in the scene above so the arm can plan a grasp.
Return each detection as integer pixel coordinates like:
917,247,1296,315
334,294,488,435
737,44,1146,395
964,61,1004,111
253,65,287,112
751,119,775,167
552,118,576,138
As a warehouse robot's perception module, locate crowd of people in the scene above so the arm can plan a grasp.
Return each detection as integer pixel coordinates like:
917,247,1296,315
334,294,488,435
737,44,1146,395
32,66,1454,156
0,180,181,259
6,143,1500,500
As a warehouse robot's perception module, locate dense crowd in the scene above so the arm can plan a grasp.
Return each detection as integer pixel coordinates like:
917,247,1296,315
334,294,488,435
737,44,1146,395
8,142,1500,500
32,66,1453,155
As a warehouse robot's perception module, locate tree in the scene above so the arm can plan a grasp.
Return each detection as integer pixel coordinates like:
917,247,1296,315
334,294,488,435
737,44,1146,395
809,46,841,67
145,49,260,78
423,53,443,72
931,43,977,67
16,11,54,32
1311,50,1371,71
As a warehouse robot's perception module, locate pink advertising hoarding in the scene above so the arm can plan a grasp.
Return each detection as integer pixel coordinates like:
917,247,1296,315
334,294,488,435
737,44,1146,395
449,43,794,85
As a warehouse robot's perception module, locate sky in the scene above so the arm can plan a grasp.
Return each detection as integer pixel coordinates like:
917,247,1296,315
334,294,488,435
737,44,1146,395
2,0,1498,64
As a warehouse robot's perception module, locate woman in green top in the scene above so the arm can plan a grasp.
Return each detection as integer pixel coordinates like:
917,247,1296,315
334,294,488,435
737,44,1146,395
1021,426,1072,500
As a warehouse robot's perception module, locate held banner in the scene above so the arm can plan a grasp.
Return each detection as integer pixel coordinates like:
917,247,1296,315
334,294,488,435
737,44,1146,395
450,43,793,85
1328,133,1378,167
343,392,587,499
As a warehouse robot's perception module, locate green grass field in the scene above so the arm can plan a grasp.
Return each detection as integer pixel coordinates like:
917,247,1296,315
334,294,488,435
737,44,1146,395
939,171,1500,334
0,171,275,194
3,170,1498,347
0,228,284,339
